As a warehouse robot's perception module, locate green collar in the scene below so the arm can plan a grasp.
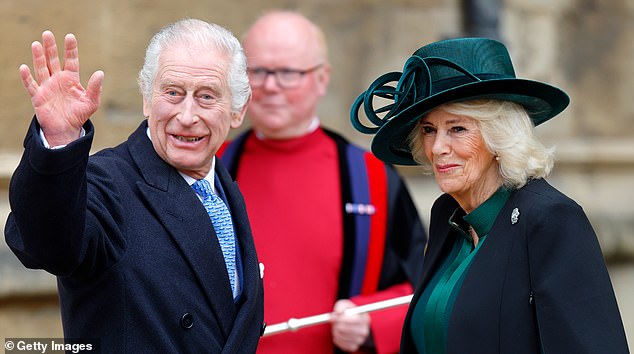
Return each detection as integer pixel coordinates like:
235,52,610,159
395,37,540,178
449,187,511,241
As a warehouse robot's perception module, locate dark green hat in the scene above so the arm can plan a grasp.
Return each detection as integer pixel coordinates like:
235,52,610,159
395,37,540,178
350,37,570,165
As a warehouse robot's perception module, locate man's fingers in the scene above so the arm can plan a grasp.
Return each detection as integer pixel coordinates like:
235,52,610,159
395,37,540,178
19,64,38,98
86,70,105,106
333,330,364,353
43,30,61,74
63,33,80,73
31,40,50,84
30,31,81,84
331,304,370,353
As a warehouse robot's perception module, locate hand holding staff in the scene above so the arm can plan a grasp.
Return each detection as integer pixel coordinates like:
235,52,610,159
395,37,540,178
263,294,413,337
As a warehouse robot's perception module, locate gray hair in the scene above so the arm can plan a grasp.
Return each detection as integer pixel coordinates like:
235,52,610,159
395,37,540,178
137,18,250,112
408,100,555,189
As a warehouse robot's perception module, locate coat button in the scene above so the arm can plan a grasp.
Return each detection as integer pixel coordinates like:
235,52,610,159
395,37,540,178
180,313,194,329
260,322,266,336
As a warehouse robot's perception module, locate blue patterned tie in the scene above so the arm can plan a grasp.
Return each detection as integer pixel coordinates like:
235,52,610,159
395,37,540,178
191,179,236,294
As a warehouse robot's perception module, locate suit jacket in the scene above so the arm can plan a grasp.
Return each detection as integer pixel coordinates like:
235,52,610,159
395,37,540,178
400,179,629,354
5,119,264,353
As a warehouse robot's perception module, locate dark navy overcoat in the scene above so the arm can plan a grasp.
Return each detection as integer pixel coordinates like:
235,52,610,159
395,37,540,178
5,119,264,353
400,179,629,354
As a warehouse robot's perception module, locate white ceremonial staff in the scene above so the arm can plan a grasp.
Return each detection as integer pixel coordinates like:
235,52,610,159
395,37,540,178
263,294,413,337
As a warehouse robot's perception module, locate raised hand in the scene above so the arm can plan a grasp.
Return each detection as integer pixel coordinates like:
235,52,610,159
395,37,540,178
19,30,104,147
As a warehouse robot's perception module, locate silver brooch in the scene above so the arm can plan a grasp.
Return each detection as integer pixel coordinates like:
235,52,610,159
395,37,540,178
511,208,520,224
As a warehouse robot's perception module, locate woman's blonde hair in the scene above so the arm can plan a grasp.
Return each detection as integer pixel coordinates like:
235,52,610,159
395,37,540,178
408,99,555,189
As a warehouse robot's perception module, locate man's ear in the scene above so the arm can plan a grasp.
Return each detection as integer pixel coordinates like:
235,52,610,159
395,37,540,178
316,63,331,97
142,97,151,118
230,96,251,129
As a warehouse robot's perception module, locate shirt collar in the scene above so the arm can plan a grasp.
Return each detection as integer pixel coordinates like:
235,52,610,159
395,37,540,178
449,187,512,240
179,160,215,189
254,116,320,140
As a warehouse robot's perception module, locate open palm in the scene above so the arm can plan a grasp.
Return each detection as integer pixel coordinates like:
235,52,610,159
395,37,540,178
20,31,103,146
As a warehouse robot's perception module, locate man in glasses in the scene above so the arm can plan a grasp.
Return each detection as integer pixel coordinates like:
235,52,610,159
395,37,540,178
221,10,427,353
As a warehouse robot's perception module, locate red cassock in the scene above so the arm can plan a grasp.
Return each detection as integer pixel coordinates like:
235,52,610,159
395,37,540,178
221,127,427,353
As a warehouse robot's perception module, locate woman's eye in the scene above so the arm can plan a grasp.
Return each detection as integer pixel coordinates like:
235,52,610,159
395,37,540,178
422,126,436,135
451,126,467,133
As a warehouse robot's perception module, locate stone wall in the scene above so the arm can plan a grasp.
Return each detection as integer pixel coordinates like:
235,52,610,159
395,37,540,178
1,0,632,344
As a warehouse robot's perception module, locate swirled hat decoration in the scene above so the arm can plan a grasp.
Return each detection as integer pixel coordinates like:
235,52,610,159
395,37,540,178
350,37,569,166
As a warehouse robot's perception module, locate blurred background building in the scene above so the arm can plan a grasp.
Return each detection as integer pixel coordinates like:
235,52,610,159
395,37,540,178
1,0,632,345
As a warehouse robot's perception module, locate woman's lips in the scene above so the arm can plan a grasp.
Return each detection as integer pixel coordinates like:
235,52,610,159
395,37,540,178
435,163,461,173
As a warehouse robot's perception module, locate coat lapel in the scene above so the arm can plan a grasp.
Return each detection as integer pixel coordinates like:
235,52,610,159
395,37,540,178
445,190,523,351
214,158,263,352
454,189,523,301
417,194,458,292
126,121,236,338
402,193,456,351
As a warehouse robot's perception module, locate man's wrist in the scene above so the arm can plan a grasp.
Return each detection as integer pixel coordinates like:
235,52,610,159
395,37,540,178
40,127,86,149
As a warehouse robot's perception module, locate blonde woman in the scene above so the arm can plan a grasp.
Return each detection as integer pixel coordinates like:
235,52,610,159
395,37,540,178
351,37,629,354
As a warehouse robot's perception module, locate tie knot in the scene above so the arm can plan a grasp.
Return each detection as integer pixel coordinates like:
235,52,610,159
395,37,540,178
192,179,214,199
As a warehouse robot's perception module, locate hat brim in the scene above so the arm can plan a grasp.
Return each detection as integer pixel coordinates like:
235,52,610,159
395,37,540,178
370,78,570,165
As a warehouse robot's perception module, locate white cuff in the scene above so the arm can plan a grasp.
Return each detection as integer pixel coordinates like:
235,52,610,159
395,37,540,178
39,128,86,149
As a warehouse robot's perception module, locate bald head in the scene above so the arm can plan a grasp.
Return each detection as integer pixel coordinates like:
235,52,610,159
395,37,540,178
243,11,328,66
241,10,331,139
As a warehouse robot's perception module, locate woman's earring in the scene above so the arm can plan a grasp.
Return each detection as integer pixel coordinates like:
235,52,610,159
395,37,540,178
495,153,500,161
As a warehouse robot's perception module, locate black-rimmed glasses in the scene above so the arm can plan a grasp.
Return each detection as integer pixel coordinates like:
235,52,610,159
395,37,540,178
247,64,323,89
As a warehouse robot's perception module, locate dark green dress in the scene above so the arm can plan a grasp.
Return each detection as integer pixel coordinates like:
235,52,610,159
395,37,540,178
410,188,511,353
